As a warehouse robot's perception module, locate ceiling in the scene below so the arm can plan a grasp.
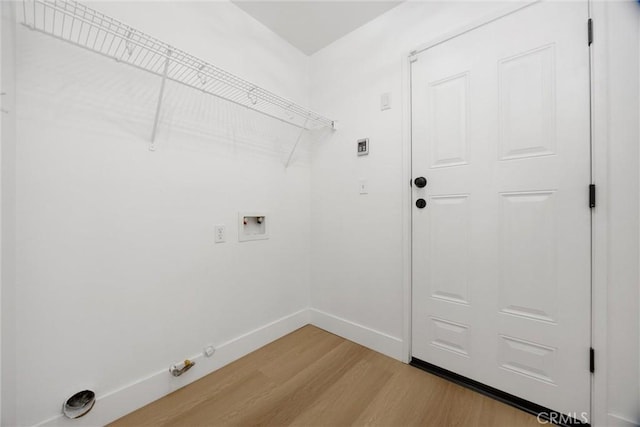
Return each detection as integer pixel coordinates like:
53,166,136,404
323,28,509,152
232,1,404,55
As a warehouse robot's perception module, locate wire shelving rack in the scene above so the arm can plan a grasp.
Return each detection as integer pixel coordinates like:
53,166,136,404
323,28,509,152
21,0,336,144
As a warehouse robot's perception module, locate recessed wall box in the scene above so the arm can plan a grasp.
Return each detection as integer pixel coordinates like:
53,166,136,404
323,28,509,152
357,138,369,156
239,213,269,242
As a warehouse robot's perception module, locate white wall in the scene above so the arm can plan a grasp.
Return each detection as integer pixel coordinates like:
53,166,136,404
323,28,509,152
13,1,313,425
309,0,640,425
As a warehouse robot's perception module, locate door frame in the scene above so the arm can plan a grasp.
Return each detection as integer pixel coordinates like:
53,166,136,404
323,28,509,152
401,1,608,423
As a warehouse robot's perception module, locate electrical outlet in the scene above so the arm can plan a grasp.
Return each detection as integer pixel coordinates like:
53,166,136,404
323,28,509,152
214,225,226,243
204,345,215,357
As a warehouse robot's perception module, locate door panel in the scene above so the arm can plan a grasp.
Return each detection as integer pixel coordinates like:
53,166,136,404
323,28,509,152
411,1,591,417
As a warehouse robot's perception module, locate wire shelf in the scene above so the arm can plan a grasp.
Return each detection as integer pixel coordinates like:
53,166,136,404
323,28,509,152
21,0,336,131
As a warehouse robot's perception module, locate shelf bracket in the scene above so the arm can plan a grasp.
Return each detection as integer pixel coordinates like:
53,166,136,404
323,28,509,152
285,118,309,168
150,49,172,151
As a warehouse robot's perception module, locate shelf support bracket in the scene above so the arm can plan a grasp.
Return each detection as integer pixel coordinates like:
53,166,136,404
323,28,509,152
285,118,309,168
150,49,172,151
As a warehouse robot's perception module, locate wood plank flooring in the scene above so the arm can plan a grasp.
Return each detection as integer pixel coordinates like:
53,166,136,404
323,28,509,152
110,325,541,427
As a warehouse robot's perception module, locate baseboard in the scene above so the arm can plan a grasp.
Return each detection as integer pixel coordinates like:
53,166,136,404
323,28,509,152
35,308,310,427
309,308,404,361
607,413,640,427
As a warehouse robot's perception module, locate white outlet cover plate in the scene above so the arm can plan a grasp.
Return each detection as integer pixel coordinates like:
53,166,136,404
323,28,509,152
214,225,226,243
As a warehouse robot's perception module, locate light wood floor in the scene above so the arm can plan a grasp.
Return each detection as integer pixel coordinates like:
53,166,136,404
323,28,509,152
110,325,541,427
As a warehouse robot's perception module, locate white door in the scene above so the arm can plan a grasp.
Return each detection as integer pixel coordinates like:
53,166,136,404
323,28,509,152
411,1,591,417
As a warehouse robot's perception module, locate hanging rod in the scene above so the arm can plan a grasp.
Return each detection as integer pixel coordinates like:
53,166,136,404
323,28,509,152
21,0,336,131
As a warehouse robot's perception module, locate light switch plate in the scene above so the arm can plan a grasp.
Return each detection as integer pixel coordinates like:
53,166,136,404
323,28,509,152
381,92,391,111
358,179,368,195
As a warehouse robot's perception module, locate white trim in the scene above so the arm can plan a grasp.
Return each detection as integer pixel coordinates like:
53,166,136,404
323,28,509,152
0,3,17,426
401,50,413,365
590,2,609,425
606,413,639,427
0,4,4,422
309,308,404,361
34,309,310,427
409,1,538,56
